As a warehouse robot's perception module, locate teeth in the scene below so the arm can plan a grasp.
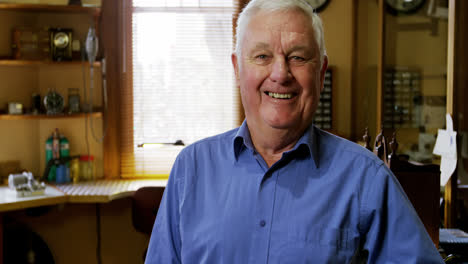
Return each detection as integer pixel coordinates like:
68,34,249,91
268,92,292,99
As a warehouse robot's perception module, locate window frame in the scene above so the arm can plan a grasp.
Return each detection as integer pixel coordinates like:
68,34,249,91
103,0,249,179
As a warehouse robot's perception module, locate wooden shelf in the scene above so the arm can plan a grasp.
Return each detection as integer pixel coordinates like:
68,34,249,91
0,112,102,120
0,3,100,15
0,59,101,67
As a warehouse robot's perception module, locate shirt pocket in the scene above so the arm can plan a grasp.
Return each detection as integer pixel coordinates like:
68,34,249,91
279,227,358,263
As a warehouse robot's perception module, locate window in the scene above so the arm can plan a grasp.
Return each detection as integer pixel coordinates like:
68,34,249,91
121,0,242,178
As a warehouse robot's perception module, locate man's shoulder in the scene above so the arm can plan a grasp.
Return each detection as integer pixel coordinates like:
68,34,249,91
315,128,393,192
315,128,385,167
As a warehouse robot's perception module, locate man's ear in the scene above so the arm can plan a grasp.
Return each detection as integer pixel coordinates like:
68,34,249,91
319,55,328,92
231,53,240,87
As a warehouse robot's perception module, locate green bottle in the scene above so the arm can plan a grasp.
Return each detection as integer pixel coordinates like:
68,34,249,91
45,128,60,182
45,134,55,181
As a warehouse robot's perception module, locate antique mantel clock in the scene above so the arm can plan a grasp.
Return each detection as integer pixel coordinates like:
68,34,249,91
385,0,426,14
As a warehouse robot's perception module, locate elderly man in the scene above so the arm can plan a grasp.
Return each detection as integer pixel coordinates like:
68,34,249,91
145,0,444,263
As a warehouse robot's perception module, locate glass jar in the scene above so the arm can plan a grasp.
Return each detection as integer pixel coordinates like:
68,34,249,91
68,87,80,113
70,157,80,183
79,155,94,181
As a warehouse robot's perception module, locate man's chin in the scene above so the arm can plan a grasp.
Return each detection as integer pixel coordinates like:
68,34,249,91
261,115,313,133
263,119,299,131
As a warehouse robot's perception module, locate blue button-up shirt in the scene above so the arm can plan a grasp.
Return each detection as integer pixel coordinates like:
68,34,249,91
145,122,444,263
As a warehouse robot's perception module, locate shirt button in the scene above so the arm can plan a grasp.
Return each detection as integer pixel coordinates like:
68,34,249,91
259,220,266,227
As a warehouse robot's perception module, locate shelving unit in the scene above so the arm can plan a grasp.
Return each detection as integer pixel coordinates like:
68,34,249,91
0,112,102,120
0,3,100,14
0,60,101,66
0,2,104,180
0,2,110,264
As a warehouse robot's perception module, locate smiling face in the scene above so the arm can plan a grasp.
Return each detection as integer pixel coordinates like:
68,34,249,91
232,9,327,140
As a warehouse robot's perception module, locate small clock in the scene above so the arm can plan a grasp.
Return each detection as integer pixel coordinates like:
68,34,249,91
305,0,330,13
385,0,426,15
53,32,69,49
50,28,73,61
44,91,64,115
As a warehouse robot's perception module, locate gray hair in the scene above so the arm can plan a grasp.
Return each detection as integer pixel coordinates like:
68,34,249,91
235,0,326,66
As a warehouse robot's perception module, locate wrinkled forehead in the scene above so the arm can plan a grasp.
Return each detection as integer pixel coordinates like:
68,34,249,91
243,9,318,51
250,9,312,31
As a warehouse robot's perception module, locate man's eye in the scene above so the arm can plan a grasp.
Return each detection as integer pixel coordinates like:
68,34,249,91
290,56,305,62
252,54,270,64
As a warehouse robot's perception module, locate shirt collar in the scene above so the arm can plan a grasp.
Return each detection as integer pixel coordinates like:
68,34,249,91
232,120,319,168
232,120,254,158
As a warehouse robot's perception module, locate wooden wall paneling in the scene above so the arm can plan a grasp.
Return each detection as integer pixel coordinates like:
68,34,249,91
350,0,358,140
102,0,122,178
445,0,468,228
444,0,457,228
353,1,379,143
120,0,134,177
377,0,385,133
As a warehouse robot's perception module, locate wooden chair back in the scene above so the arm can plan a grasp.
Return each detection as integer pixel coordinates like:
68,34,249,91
132,186,165,235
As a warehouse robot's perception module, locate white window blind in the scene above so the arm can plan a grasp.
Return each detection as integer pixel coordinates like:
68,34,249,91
122,0,240,178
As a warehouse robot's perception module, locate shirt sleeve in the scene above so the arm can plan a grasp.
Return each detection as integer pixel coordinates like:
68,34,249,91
145,155,186,264
360,164,444,263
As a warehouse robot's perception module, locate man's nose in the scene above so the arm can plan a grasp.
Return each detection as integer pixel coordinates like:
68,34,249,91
269,57,291,84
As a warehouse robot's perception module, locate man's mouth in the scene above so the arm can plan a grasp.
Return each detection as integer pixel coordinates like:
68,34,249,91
266,92,294,99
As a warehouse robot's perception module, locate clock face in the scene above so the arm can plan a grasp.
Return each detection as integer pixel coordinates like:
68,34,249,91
385,0,425,14
305,0,330,13
44,91,64,114
53,32,70,49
